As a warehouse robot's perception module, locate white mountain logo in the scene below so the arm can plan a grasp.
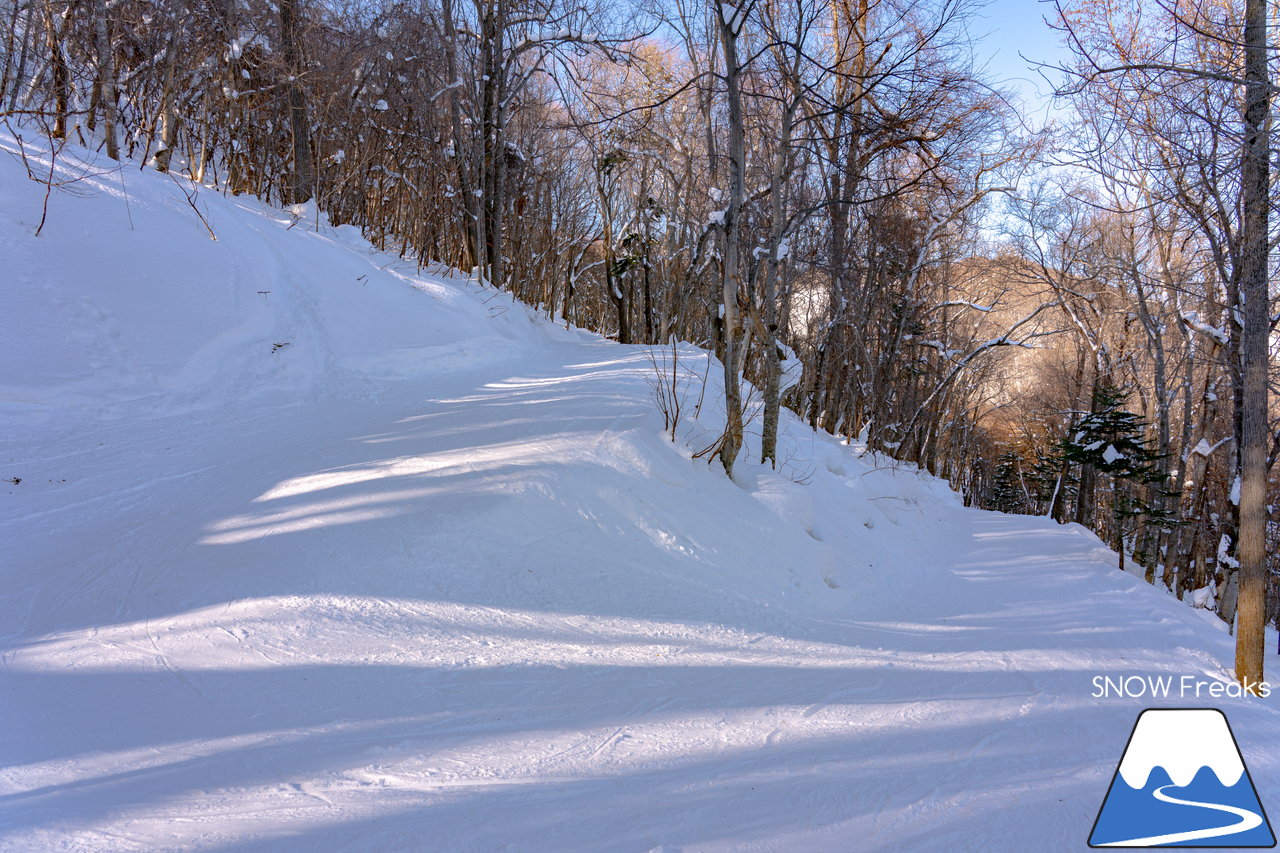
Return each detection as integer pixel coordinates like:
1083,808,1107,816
1089,708,1276,847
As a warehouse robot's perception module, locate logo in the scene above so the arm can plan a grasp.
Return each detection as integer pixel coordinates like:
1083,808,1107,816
1089,709,1276,847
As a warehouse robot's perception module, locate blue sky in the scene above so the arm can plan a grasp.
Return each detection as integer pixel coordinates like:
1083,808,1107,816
970,0,1072,117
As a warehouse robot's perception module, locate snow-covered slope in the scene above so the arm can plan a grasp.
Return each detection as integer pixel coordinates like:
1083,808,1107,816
3,132,1279,852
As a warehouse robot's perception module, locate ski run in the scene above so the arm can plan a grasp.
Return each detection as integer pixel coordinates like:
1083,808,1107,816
3,131,1279,852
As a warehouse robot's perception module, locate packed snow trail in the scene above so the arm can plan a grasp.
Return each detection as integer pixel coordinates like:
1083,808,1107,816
3,133,1279,852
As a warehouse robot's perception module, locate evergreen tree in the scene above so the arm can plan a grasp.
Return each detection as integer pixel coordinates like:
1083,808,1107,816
1061,385,1176,570
1026,442,1076,520
988,450,1027,514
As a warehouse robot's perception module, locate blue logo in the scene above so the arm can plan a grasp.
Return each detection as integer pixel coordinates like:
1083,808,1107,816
1089,708,1276,847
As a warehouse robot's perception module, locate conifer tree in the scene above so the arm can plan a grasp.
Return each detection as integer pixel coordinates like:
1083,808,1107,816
1026,443,1076,521
1062,386,1175,571
988,450,1027,514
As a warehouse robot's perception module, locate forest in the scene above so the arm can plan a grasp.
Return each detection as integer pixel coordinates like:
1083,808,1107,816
1,0,1275,690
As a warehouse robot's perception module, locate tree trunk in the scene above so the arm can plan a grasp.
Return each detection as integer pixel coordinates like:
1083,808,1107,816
42,1,68,140
152,11,183,172
279,0,314,204
715,2,749,477
1234,0,1270,692
91,0,118,159
439,0,478,269
4,0,36,113
1075,372,1101,528
760,98,796,466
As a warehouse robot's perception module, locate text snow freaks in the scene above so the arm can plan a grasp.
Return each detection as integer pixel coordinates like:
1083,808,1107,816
1091,675,1272,700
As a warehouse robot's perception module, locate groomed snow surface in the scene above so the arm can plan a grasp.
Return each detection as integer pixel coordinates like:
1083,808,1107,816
3,132,1279,852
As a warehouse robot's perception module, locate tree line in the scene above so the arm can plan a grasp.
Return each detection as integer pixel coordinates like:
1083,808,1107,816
977,0,1276,690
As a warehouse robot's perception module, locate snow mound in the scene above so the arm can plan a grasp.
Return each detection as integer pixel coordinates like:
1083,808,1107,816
0,132,567,427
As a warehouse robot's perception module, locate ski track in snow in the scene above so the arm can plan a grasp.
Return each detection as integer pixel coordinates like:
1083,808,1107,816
3,132,1280,852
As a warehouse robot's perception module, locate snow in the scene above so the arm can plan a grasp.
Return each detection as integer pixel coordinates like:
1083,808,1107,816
1102,444,1124,465
4,130,1280,852
718,2,749,34
1181,311,1229,345
777,340,802,395
1218,533,1241,570
936,300,992,313
917,339,957,359
750,240,790,263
